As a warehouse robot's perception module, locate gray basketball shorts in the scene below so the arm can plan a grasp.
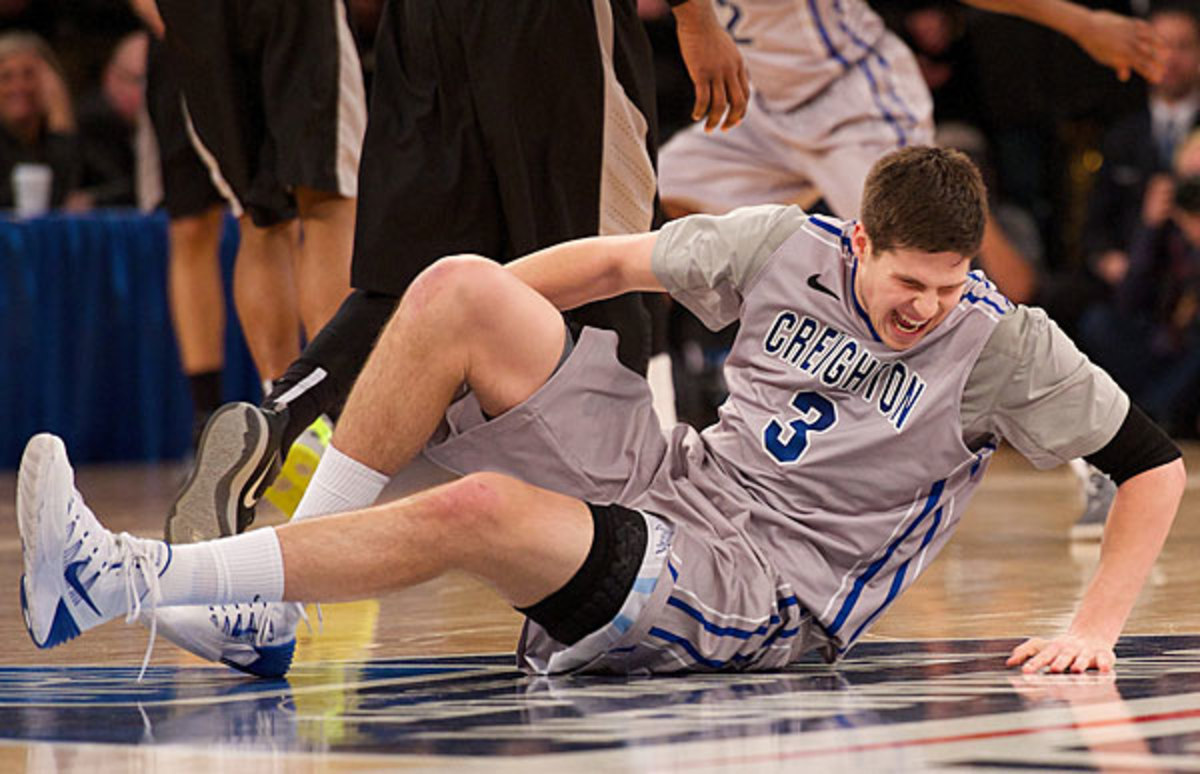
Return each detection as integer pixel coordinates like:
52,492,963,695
424,327,827,674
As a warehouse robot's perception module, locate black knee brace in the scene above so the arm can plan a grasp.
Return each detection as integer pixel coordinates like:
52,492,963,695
517,503,648,646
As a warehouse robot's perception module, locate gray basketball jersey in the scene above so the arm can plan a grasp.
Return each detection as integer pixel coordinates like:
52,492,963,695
653,205,1017,653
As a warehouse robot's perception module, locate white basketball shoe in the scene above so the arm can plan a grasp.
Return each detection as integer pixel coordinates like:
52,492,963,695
152,601,303,679
18,433,168,649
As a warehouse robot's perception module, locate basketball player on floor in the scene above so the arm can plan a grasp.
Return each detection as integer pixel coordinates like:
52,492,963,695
17,147,1184,678
145,0,747,674
656,0,1165,539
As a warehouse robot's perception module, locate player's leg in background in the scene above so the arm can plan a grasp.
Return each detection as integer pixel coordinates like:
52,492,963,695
232,216,302,385
146,36,232,444
288,0,364,345
263,185,357,518
293,187,355,342
166,205,226,441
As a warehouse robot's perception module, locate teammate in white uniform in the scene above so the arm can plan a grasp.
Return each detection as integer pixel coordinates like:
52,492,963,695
660,0,1163,221
16,148,1184,676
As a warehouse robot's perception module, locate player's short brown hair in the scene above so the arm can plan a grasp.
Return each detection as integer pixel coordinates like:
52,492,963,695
860,146,987,259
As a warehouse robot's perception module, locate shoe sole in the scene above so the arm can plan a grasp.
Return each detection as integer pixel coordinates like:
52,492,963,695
17,434,82,648
166,403,271,543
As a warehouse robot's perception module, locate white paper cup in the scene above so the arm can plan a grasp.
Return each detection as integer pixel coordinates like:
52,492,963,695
12,163,52,218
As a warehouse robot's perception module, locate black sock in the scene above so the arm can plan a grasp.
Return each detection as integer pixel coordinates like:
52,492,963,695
186,370,223,446
188,370,223,414
264,289,400,450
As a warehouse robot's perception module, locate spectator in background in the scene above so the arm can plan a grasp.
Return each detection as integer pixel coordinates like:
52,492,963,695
1083,2,1200,299
0,31,79,210
1079,128,1200,440
71,29,148,209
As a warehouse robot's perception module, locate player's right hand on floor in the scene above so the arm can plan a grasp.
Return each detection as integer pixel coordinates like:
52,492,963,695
1006,634,1117,674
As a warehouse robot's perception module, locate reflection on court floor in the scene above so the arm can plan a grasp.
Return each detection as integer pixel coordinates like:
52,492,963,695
4,636,1200,771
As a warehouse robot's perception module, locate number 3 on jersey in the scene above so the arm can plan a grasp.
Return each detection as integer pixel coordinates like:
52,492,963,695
763,391,837,464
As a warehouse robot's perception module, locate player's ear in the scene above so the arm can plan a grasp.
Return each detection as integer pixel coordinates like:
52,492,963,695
852,222,872,260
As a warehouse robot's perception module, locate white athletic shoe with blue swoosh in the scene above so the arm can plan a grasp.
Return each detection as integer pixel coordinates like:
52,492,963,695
17,433,168,650
152,601,302,679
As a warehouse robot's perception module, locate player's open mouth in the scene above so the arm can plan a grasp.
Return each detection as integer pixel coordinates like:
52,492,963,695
892,311,929,335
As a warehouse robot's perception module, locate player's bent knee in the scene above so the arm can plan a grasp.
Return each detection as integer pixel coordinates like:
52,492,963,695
407,255,512,318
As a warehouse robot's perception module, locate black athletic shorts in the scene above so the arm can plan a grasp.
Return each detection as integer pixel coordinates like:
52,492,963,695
350,0,659,295
145,39,223,220
157,0,366,227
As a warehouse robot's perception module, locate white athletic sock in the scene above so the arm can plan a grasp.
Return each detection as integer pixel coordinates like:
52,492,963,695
156,528,285,605
292,442,389,522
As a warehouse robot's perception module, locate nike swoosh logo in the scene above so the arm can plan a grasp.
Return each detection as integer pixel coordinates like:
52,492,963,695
243,466,269,511
807,273,839,300
64,560,103,617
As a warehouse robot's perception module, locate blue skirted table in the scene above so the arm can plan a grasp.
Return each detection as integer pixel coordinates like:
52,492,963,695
0,210,260,468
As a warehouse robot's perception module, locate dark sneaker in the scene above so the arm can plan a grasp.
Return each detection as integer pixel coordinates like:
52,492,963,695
165,402,286,543
1070,464,1116,541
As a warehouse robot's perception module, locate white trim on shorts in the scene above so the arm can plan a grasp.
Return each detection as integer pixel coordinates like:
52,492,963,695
332,0,366,198
181,96,244,218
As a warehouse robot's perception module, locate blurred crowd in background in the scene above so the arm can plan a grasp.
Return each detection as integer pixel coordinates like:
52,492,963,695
2,0,1198,440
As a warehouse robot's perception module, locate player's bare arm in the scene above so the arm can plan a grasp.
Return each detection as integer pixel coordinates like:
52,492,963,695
1007,456,1186,673
505,232,665,311
962,0,1165,83
670,0,750,132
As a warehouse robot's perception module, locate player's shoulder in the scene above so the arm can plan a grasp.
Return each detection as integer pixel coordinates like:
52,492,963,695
684,203,833,259
960,269,1016,323
978,303,1056,365
797,211,853,250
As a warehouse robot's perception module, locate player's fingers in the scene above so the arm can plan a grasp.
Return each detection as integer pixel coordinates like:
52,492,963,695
1007,647,1030,667
1023,642,1063,673
1049,648,1079,674
1069,650,1094,674
692,79,712,123
723,72,747,130
705,80,728,133
1006,638,1045,666
1095,648,1116,673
